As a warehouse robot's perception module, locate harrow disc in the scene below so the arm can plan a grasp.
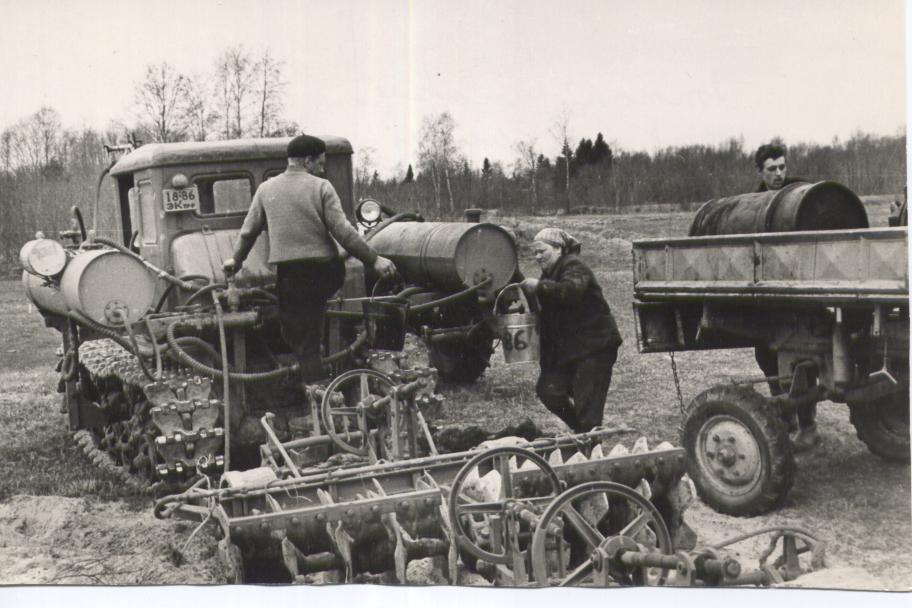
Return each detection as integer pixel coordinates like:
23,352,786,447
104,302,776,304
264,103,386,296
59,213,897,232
530,481,673,587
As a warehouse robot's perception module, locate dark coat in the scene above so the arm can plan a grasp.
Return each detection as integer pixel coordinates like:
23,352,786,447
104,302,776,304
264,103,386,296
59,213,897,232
534,253,622,368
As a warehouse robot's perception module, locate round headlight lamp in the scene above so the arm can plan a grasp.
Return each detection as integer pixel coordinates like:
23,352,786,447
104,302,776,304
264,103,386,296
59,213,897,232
356,198,383,225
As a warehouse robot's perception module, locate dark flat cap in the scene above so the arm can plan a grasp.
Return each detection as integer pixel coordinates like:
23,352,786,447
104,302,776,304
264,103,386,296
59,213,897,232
288,134,326,158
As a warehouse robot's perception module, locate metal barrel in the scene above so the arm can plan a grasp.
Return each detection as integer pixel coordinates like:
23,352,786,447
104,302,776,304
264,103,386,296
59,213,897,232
367,222,518,292
689,181,869,236
59,249,157,327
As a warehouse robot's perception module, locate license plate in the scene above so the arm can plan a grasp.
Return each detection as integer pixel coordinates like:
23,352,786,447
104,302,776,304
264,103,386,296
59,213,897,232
162,186,199,213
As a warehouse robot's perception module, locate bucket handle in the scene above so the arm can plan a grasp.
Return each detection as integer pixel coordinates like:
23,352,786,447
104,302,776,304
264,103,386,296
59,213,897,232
493,283,533,315
370,275,405,303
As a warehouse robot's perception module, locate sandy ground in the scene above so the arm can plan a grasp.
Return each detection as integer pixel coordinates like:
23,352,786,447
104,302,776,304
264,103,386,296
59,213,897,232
0,201,908,591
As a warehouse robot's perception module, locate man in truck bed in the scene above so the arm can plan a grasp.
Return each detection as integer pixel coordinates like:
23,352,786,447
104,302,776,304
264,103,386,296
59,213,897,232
753,142,820,451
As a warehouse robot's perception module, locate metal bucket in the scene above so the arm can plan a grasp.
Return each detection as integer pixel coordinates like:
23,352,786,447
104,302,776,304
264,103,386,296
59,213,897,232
493,284,539,364
363,280,409,350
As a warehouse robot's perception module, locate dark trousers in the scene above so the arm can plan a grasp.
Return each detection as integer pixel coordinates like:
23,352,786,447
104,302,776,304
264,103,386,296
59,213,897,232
536,346,618,433
276,259,345,381
754,346,816,430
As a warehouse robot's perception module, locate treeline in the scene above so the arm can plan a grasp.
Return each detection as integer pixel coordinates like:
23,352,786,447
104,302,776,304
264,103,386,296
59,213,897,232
360,120,906,218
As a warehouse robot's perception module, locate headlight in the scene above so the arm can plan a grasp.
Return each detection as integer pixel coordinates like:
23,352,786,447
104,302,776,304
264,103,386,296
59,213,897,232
356,198,383,225
20,238,68,277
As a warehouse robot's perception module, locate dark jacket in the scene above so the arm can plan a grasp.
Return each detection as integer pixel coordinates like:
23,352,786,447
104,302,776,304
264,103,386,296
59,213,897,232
534,253,622,368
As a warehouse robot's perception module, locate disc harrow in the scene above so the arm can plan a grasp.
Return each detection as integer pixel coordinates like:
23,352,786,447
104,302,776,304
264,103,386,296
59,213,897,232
155,418,695,585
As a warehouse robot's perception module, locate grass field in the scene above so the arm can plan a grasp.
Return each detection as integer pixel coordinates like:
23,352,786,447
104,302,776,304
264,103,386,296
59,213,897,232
0,198,908,587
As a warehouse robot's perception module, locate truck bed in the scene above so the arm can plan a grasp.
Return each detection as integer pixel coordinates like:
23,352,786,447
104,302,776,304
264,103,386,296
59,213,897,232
633,227,908,305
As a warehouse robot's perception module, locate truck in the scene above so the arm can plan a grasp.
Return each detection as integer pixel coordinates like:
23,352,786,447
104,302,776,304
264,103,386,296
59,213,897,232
632,181,909,516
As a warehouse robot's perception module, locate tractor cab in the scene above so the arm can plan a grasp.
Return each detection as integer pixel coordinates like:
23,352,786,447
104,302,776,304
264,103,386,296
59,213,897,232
106,137,361,303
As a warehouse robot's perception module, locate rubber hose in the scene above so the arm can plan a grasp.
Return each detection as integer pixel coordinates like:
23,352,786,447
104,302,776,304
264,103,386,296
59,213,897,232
409,279,491,314
246,288,278,304
166,320,296,382
323,332,368,364
68,310,224,367
94,237,201,292
155,275,212,313
185,283,227,306
66,311,144,355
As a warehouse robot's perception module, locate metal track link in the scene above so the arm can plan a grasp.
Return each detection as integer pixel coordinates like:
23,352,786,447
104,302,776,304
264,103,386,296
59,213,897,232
75,339,225,489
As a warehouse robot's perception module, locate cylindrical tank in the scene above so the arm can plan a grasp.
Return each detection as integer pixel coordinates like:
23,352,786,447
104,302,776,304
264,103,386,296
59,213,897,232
22,271,70,317
368,222,518,292
689,181,869,236
59,249,157,327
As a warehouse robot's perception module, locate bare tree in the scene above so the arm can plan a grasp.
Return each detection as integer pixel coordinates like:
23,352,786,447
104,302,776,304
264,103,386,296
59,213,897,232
254,49,286,137
417,112,458,214
514,139,539,211
355,146,376,193
134,62,188,143
213,46,255,139
182,74,219,142
3,106,64,170
549,107,572,212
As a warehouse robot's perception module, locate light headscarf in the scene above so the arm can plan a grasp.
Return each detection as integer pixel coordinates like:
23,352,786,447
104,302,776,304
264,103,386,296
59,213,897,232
533,228,581,255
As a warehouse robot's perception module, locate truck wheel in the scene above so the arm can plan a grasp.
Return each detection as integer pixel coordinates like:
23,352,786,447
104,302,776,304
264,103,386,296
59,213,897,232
848,390,910,463
682,385,795,516
427,335,493,384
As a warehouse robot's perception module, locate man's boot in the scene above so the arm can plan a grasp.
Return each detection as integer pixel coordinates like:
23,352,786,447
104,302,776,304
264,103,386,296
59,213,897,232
793,423,822,452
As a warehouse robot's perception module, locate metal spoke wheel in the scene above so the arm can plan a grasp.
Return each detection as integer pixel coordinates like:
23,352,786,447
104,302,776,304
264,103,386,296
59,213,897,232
447,446,562,565
530,481,673,587
320,369,395,457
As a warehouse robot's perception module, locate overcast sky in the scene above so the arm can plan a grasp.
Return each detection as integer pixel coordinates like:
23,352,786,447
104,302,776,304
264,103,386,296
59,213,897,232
0,0,906,175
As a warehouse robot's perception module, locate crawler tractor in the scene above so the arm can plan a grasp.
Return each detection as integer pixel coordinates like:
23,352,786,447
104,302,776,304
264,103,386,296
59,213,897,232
20,136,515,486
633,182,909,516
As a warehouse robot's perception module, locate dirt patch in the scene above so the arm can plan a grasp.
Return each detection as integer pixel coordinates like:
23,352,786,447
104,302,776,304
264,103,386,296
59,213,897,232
0,495,223,585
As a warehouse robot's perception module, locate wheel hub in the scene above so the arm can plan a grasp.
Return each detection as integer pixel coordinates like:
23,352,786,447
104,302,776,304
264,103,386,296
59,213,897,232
700,418,762,487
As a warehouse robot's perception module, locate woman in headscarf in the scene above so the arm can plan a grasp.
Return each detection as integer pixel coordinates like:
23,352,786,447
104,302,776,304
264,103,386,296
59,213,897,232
520,228,622,433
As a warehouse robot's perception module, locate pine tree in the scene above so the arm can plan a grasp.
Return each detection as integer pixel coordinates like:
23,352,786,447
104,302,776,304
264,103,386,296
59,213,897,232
575,138,594,166
403,164,414,184
592,133,611,167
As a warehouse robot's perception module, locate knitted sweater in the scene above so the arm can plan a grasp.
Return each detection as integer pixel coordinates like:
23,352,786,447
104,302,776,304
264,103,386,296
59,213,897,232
232,166,378,266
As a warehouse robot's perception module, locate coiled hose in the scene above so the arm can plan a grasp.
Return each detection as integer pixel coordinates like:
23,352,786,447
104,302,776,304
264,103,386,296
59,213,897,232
68,310,222,367
166,319,296,382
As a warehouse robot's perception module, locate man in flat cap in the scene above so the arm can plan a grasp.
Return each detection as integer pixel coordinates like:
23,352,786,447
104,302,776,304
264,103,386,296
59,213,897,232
224,134,397,381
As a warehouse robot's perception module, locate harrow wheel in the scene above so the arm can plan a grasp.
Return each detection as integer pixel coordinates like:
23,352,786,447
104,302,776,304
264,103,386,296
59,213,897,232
530,481,673,587
320,369,395,457
447,446,562,566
